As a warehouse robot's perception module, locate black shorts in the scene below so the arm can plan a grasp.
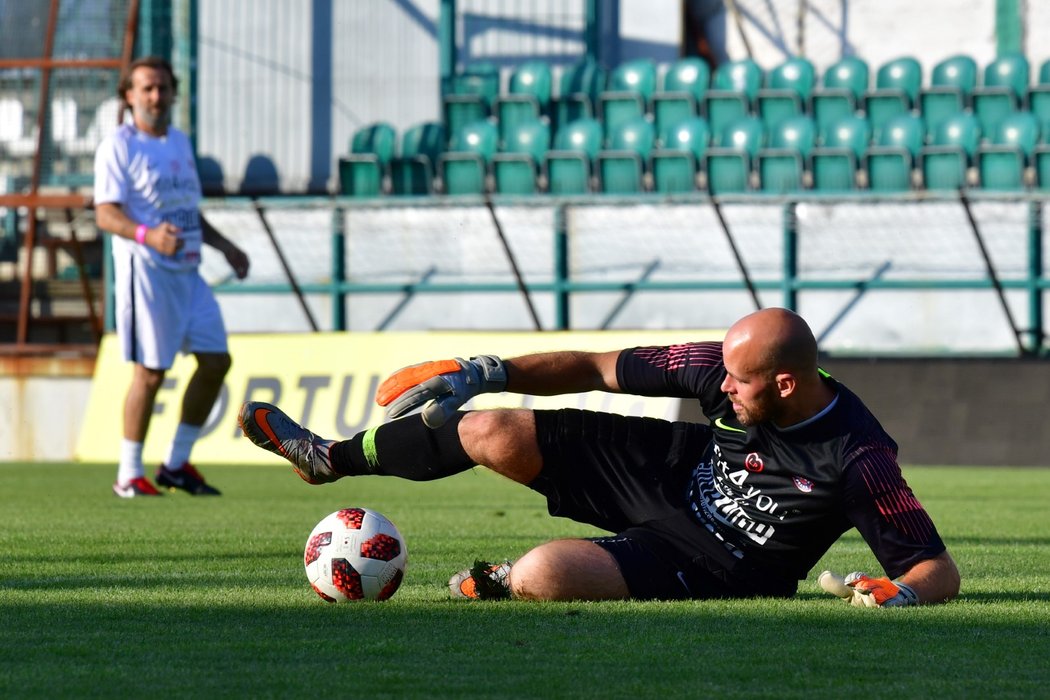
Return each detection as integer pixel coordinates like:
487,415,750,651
528,409,796,600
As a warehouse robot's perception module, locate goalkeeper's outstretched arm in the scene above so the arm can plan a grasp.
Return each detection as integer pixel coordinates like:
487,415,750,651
376,349,625,428
503,350,624,396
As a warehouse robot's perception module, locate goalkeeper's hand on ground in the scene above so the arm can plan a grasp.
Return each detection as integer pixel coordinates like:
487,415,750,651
375,355,508,428
818,570,919,608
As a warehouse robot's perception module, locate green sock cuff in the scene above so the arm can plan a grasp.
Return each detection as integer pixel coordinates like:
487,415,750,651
362,426,380,472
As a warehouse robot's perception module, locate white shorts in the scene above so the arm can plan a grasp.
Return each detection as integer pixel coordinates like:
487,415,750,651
114,249,228,370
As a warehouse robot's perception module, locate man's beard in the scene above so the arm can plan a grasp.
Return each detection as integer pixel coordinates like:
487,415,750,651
135,105,170,131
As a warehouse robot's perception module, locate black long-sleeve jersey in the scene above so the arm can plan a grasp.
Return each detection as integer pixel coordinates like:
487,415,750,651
617,341,946,581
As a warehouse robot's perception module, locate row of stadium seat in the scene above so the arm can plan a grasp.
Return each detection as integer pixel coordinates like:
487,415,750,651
339,53,1050,196
340,108,1050,196
439,53,1050,151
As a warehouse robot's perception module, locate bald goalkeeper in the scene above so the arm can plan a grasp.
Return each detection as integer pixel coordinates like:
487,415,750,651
240,308,961,605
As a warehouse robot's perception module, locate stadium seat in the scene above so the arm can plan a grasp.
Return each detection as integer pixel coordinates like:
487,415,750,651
1035,60,1050,191
810,56,869,136
866,112,925,191
554,58,606,134
0,98,37,158
973,52,1029,140
599,58,658,144
652,57,710,135
756,56,816,132
598,116,655,193
757,115,816,193
920,55,978,136
443,62,500,143
977,110,1039,190
495,61,552,147
1026,59,1050,142
921,111,981,190
811,114,871,192
493,119,550,195
651,116,710,193
703,58,762,139
439,119,498,195
544,117,602,194
864,56,922,140
62,97,121,157
1036,142,1050,191
391,121,445,195
704,115,763,194
338,122,396,197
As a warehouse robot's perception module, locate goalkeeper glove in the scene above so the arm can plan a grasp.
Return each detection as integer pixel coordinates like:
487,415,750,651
818,570,919,608
375,355,507,428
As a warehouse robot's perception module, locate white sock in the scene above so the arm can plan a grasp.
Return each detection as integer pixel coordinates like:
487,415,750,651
118,439,145,484
165,423,202,470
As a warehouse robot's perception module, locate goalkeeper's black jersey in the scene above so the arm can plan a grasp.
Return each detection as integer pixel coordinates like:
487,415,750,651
617,341,945,581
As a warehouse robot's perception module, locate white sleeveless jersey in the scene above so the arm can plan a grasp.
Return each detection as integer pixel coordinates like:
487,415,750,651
94,122,203,272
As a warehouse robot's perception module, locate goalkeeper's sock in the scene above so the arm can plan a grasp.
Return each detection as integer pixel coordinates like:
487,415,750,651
164,422,202,469
329,413,475,481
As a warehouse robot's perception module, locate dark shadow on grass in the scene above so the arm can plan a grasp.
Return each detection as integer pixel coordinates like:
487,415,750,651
0,600,1047,697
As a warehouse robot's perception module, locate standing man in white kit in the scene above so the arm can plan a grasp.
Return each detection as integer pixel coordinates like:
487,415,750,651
94,56,250,497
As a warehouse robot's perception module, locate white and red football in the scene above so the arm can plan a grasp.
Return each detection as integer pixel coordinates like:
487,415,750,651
303,507,407,602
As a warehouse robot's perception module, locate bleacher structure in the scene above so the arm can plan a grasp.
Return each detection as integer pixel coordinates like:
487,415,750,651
339,53,1050,198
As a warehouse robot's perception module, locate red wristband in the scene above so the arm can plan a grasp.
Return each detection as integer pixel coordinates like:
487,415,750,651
134,224,147,244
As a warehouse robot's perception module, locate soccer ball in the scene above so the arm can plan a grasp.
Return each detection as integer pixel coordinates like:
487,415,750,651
303,507,408,602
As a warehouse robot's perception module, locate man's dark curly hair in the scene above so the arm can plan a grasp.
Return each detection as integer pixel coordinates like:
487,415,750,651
117,55,179,103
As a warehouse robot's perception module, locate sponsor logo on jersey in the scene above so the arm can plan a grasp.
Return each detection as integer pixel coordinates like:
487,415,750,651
714,417,745,433
793,476,814,493
744,452,764,472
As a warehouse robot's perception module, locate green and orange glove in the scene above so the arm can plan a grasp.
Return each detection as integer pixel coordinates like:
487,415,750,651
375,355,507,428
818,570,919,608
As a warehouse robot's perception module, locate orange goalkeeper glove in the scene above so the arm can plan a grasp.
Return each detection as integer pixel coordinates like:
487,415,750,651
818,570,919,608
375,355,507,428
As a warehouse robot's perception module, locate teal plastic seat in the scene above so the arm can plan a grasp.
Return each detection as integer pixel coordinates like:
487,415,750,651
920,55,978,135
493,119,550,194
599,59,658,143
598,116,655,193
757,56,816,131
439,119,498,195
544,117,602,194
811,56,869,135
973,52,1029,139
703,58,762,138
1029,59,1050,142
391,121,446,195
704,115,763,194
652,57,710,134
443,63,500,143
496,61,553,147
811,114,871,191
978,111,1039,190
757,115,815,193
866,112,925,191
555,58,606,134
651,116,710,193
1037,144,1050,191
1034,60,1050,190
865,56,922,139
338,122,396,197
921,111,981,190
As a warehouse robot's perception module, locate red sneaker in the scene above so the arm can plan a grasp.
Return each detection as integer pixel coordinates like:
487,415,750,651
112,476,162,498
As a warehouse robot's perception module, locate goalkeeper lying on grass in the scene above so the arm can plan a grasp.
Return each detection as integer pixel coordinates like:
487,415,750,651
240,308,960,606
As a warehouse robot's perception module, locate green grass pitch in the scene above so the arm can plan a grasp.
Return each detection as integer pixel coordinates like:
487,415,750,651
1,462,1047,698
